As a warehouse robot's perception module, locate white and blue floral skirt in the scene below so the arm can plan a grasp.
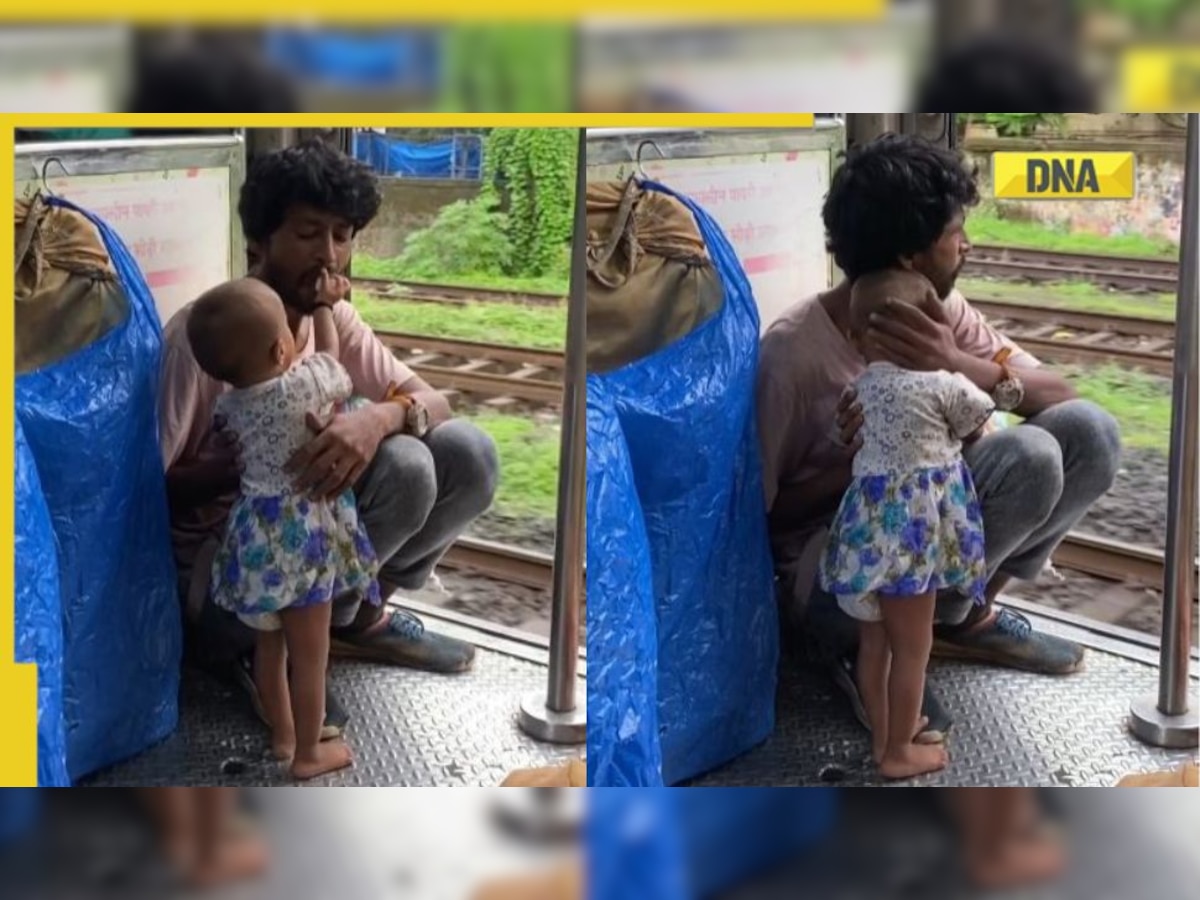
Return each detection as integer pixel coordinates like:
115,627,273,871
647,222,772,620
211,490,382,631
819,459,987,622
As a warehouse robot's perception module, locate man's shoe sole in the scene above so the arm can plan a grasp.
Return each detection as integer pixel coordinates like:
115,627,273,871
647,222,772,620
930,638,1086,675
330,638,476,674
829,658,949,745
232,661,345,741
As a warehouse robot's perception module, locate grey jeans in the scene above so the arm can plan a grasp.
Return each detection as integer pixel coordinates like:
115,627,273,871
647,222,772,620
184,418,499,670
786,399,1122,662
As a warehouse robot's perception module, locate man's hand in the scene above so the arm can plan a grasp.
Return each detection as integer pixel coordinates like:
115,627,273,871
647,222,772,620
835,387,864,456
285,406,385,500
865,295,962,372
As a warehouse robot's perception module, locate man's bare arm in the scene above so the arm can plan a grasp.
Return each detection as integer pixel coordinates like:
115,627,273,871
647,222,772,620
953,354,1077,418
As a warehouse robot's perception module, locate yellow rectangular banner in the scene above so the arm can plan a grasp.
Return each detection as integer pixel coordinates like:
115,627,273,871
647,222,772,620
1121,47,1200,112
992,152,1136,201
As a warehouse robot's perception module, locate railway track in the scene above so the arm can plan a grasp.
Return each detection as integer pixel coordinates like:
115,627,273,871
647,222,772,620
1054,532,1196,597
974,299,1175,376
379,330,565,406
351,276,563,307
442,536,557,592
967,245,1178,293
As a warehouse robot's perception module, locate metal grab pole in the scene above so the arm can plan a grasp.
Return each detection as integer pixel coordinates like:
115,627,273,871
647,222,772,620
1130,112,1200,749
519,128,587,744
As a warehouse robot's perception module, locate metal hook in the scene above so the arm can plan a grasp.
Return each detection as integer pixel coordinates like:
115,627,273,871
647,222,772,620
39,157,69,198
634,139,665,181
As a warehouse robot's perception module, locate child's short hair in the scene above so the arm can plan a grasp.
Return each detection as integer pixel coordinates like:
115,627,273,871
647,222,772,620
849,269,936,337
187,278,285,384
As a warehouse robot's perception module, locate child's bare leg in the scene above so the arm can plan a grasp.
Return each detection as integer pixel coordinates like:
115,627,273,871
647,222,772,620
189,788,269,887
255,628,294,760
859,616,933,763
280,602,353,780
878,591,948,779
948,788,1066,889
857,618,890,764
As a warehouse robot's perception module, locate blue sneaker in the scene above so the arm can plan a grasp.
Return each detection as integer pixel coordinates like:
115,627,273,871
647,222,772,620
331,608,476,674
932,606,1085,674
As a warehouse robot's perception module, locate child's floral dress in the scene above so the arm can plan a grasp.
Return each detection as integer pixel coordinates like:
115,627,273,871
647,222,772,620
820,362,994,621
210,353,381,630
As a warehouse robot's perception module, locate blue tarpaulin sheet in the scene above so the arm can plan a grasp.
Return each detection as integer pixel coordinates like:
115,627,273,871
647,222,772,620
589,789,838,900
264,29,439,90
587,181,779,785
14,419,69,787
352,132,481,179
15,198,181,782
585,377,663,787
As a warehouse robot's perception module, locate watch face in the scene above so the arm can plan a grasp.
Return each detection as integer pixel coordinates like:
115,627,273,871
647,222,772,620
410,404,430,434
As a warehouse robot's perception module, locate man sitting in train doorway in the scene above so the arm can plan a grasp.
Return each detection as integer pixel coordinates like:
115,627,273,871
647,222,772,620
756,133,1122,741
159,138,498,737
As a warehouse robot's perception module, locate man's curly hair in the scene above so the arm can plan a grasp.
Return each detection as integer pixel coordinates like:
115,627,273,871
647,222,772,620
238,138,383,244
822,133,980,281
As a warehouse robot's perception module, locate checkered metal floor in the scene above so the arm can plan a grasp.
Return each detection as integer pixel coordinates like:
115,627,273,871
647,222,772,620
81,607,584,787
689,611,1198,788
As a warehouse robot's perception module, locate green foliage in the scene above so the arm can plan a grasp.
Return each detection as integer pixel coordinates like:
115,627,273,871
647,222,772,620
465,412,561,517
1080,0,1192,31
439,25,572,112
481,128,577,279
389,127,576,286
966,113,1068,137
355,294,566,349
394,199,512,281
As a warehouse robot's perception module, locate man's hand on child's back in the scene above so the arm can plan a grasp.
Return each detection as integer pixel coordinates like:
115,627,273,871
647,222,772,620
286,406,387,499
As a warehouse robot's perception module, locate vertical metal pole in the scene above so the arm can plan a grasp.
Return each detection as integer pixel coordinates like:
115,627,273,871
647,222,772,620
1130,112,1199,749
519,128,587,744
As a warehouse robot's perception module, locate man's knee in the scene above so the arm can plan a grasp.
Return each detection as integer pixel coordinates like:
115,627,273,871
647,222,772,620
1045,398,1121,489
428,418,499,510
1002,427,1065,521
372,435,439,520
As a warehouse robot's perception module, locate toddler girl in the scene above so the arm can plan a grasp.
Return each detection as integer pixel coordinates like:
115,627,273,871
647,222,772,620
819,268,993,780
187,273,380,780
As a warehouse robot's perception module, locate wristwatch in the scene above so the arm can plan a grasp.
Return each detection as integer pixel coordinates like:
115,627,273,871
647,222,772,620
990,348,1025,412
405,399,431,439
383,380,432,438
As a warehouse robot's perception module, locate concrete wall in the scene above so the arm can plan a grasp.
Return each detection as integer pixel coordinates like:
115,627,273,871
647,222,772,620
354,178,481,260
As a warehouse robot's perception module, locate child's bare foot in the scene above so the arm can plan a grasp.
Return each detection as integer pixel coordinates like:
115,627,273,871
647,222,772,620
291,740,353,780
967,832,1066,890
189,832,270,888
879,742,948,780
872,717,929,764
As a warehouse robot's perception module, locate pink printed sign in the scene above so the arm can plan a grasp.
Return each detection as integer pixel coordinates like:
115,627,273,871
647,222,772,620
27,167,233,326
589,151,832,330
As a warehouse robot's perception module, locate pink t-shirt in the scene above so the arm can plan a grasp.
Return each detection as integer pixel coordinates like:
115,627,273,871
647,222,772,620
756,288,1039,610
158,299,415,579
